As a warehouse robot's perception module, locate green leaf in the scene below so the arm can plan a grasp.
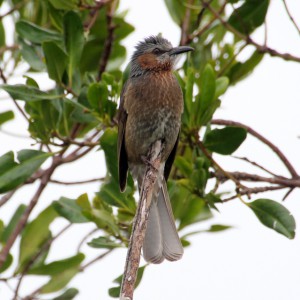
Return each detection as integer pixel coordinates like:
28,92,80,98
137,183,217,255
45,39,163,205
84,209,119,235
48,0,78,10
0,253,13,273
196,64,216,125
88,236,122,249
100,128,118,181
164,0,185,25
28,253,85,276
109,266,146,298
0,21,5,48
228,50,264,85
0,110,14,126
0,150,51,193
40,267,79,294
97,179,135,213
52,288,79,300
204,126,247,155
174,156,193,178
228,0,269,35
16,20,62,44
52,197,89,223
87,82,109,112
248,199,296,239
1,84,61,101
1,204,26,243
63,11,84,85
17,206,58,273
18,39,45,71
43,41,68,83
206,224,232,232
215,76,229,98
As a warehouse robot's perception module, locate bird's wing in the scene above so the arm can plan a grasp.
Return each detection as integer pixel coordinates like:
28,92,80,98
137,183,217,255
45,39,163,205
117,81,129,192
164,132,180,181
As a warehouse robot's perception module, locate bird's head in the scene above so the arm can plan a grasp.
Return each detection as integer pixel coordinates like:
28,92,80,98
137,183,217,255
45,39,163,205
130,35,193,77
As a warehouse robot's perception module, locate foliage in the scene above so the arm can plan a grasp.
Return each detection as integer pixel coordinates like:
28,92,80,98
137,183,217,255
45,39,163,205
0,0,298,299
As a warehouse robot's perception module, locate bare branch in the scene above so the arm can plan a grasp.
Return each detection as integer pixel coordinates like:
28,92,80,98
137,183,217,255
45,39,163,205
222,185,287,202
50,177,104,185
120,141,163,300
80,249,114,271
282,0,300,36
232,156,281,178
211,119,299,178
202,1,300,63
0,190,16,208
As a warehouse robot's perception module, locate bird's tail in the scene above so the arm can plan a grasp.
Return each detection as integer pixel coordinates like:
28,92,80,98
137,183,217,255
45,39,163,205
142,178,183,264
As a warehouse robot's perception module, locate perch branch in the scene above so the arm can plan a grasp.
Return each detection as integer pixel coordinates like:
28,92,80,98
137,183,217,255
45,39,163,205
120,140,163,300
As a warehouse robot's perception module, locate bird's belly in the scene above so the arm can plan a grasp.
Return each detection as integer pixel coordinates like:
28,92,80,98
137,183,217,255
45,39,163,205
125,107,180,164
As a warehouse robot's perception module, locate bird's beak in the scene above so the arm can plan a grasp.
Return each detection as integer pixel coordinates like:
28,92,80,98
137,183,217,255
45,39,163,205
169,46,194,56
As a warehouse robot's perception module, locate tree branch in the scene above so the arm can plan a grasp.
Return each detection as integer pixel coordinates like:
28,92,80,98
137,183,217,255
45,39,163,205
120,141,163,300
0,157,61,269
202,1,300,63
282,0,300,36
211,119,299,178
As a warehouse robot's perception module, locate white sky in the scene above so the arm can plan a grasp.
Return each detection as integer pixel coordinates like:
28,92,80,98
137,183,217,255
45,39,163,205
1,1,300,300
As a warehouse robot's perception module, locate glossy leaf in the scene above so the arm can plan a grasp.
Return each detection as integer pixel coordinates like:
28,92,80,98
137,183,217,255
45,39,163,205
16,20,62,44
215,76,229,98
18,39,45,71
43,41,68,83
228,51,264,85
48,0,78,10
0,150,51,193
17,206,58,272
28,253,85,275
40,267,79,294
0,20,5,48
63,11,84,84
100,128,118,181
97,179,136,213
52,288,79,300
88,236,122,249
0,110,14,126
1,204,26,243
228,0,269,34
204,126,247,155
0,253,13,273
1,84,60,101
248,199,296,239
164,0,185,25
52,197,89,223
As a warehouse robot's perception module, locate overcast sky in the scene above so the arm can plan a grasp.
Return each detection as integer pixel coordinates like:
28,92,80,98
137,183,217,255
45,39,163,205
1,1,300,299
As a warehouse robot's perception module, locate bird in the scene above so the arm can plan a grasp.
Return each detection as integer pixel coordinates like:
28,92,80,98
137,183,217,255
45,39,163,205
117,35,193,264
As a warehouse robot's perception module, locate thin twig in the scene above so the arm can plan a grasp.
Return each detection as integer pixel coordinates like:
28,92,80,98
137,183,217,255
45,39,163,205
232,156,281,178
222,185,287,202
50,178,104,185
120,141,163,300
80,249,114,271
211,119,299,178
0,190,16,208
282,187,295,201
180,0,194,45
77,228,99,252
282,0,300,36
213,171,300,187
202,1,300,63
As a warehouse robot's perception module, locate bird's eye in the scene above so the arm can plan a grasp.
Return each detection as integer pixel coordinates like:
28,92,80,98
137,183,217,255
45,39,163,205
153,48,162,55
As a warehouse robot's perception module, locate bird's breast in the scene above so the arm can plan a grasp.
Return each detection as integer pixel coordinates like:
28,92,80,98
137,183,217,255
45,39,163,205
124,72,183,164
